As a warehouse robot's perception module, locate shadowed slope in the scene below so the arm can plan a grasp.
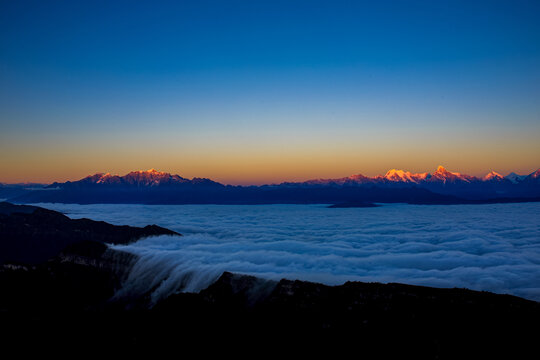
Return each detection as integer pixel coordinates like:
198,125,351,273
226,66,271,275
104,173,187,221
0,202,180,264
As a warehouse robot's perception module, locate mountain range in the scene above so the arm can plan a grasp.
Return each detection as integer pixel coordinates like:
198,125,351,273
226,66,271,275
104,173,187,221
289,166,539,187
46,169,222,189
281,166,540,200
2,166,540,205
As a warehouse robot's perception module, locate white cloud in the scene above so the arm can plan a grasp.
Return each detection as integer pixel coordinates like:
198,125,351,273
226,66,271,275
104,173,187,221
36,202,540,303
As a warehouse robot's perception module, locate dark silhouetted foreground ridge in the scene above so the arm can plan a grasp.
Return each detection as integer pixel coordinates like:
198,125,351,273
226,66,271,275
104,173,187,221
0,202,538,357
0,201,180,264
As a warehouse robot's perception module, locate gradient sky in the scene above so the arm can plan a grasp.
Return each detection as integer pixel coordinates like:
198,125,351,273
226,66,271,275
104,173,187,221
1,0,539,185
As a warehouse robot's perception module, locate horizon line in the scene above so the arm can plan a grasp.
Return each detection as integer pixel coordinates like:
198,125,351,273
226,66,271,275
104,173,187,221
2,165,539,187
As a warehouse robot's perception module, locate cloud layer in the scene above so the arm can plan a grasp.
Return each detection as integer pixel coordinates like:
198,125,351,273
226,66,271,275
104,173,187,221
37,202,540,303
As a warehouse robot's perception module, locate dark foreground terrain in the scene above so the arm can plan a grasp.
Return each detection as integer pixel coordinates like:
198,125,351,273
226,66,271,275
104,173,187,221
1,202,538,357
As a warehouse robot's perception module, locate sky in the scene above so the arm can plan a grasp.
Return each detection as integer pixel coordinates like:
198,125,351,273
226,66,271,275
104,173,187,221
1,0,539,185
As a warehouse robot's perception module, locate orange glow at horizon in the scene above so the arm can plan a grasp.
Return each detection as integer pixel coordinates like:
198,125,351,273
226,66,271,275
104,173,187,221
1,147,539,186
1,123,539,185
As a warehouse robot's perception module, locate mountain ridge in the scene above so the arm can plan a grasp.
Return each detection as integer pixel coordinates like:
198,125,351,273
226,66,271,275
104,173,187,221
297,165,538,186
5,166,540,204
46,168,222,189
6,166,540,188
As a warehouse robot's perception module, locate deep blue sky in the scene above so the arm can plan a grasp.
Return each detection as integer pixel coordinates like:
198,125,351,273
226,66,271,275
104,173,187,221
1,0,539,184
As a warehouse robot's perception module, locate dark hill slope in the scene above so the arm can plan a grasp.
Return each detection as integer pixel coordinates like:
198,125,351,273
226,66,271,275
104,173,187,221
0,202,179,264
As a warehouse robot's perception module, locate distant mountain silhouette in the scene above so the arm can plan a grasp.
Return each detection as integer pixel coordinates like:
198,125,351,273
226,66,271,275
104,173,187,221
0,183,48,201
280,166,540,200
6,166,540,205
46,169,223,189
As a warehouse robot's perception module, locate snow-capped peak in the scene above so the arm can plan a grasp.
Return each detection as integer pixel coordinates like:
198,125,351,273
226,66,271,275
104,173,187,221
505,172,528,184
75,169,191,186
379,169,430,183
384,169,416,183
483,171,504,181
130,168,165,175
430,165,475,183
435,165,448,173
96,172,113,183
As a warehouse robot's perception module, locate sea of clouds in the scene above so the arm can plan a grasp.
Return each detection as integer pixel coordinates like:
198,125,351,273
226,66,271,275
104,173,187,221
36,202,540,303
